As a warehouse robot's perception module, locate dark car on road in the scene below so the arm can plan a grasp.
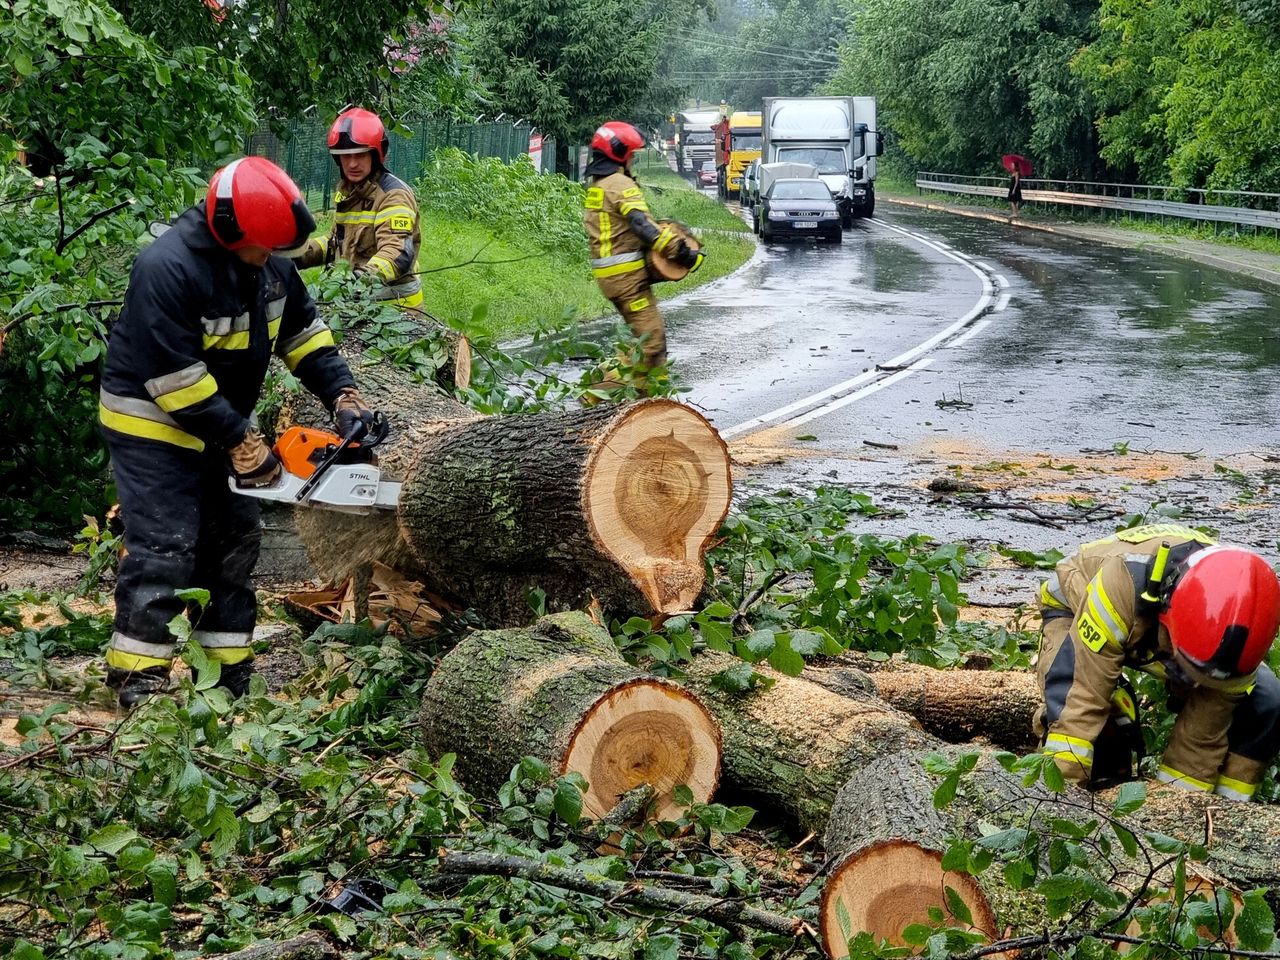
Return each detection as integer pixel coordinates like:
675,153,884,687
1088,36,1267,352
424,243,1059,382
698,160,719,187
756,179,841,243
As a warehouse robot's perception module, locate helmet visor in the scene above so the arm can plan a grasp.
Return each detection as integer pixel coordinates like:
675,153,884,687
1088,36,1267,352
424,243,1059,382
1170,649,1256,694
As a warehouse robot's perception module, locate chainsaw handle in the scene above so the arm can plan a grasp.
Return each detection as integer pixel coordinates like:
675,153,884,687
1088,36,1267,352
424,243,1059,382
295,422,366,503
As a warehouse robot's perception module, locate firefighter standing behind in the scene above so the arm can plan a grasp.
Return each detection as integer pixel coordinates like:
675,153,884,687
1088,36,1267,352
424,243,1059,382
1034,523,1280,800
583,122,703,388
99,157,379,707
297,107,423,310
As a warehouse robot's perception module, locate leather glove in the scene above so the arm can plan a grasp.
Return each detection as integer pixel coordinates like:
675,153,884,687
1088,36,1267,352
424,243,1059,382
334,387,376,441
229,429,282,488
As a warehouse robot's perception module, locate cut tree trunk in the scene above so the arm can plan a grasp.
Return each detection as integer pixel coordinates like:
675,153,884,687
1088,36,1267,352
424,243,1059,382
805,658,1041,751
675,653,939,833
419,611,721,821
279,343,732,625
820,747,1280,959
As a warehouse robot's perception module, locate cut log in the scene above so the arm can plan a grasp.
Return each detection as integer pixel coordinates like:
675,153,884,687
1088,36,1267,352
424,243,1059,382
806,658,1041,751
820,747,1280,958
279,339,731,624
820,840,997,959
675,653,939,833
398,398,731,624
419,612,721,820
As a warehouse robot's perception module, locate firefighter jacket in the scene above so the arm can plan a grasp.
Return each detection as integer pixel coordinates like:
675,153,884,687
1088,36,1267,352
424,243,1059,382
583,164,681,292
298,169,423,308
100,204,354,452
1036,523,1266,797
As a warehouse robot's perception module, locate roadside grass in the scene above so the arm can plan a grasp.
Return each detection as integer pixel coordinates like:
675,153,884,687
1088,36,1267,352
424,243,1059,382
304,150,754,341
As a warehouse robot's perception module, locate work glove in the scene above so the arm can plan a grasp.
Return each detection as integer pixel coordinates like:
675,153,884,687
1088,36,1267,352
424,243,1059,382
334,387,376,441
229,429,282,488
673,240,705,272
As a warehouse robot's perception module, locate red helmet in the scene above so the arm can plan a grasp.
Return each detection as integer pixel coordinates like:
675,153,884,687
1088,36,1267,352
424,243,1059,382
591,121,645,164
205,156,315,253
1161,546,1280,683
328,108,389,163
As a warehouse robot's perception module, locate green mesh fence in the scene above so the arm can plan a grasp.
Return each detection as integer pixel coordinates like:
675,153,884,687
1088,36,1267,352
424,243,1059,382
245,118,566,210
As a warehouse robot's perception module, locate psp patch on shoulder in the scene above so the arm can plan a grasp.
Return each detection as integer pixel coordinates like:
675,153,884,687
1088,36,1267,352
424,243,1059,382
389,216,413,232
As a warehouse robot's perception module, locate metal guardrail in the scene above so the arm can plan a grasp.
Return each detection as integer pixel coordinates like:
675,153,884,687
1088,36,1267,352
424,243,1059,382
916,172,1280,230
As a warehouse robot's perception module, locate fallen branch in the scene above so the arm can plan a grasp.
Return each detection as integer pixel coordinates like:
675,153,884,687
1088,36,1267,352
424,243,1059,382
593,783,656,837
207,934,336,960
952,928,1280,960
437,849,806,938
56,199,133,254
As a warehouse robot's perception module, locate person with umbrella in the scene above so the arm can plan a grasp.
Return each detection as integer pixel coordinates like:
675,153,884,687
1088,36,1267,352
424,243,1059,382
1003,154,1031,218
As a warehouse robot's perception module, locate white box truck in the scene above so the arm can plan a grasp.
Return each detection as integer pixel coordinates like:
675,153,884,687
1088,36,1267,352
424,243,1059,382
761,96,882,225
677,109,722,175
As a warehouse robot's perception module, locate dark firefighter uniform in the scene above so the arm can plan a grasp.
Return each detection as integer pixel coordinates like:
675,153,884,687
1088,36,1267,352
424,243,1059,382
99,205,353,673
1035,523,1280,800
584,165,681,370
297,170,423,308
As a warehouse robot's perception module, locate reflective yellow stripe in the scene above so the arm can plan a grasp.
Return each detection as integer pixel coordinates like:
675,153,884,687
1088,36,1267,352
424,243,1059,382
334,206,415,226
592,258,647,279
619,199,650,216
600,211,613,258
1155,765,1213,792
585,187,604,210
203,646,254,665
628,297,651,312
1215,775,1257,800
1092,581,1125,636
653,228,675,251
99,404,204,451
283,330,335,371
154,373,218,413
315,235,328,254
1045,733,1093,769
366,255,396,281
267,318,281,344
106,648,172,671
1039,580,1069,609
202,330,251,350
394,289,424,309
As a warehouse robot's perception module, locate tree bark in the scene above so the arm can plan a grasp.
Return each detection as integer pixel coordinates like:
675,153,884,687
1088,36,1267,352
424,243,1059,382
805,658,1041,752
419,612,721,821
675,653,940,834
207,934,335,960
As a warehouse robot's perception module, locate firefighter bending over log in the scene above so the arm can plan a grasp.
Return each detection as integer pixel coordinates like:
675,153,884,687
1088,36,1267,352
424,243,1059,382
1034,523,1280,801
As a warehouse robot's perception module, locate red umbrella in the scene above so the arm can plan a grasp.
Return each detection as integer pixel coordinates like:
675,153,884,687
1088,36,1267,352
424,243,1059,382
1002,154,1033,177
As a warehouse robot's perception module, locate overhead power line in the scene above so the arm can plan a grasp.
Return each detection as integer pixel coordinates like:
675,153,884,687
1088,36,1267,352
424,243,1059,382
674,25,844,59
671,27,843,64
670,30,841,66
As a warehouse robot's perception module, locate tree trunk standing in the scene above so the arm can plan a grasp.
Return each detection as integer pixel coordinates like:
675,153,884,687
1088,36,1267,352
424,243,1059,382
419,612,721,820
805,659,1041,752
675,653,939,834
820,747,1280,958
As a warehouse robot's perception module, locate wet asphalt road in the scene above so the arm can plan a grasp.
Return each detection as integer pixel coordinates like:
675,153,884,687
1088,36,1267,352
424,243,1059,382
660,199,1280,566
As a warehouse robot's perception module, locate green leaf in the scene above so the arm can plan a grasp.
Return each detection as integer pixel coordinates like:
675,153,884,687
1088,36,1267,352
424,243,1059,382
933,772,959,808
13,53,34,77
1236,889,1277,952
901,923,933,946
89,824,138,855
1112,780,1147,816
944,885,974,926
643,933,680,960
8,259,33,275
9,941,45,960
553,778,583,826
673,784,694,805
789,629,825,655
743,628,776,658
700,601,735,619
709,662,756,693
976,828,1029,852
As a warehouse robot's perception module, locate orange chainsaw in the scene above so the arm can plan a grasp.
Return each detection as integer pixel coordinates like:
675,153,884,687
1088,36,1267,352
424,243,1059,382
231,414,400,513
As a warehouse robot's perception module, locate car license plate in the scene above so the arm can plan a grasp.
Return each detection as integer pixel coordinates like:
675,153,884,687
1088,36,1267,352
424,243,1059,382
794,222,817,229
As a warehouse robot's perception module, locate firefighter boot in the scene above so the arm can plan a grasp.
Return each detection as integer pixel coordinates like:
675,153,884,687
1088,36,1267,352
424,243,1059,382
106,666,171,709
193,660,258,699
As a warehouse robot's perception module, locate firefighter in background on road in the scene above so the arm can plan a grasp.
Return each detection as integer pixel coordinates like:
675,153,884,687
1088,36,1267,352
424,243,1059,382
1034,523,1280,800
297,107,424,310
583,121,703,388
99,157,379,707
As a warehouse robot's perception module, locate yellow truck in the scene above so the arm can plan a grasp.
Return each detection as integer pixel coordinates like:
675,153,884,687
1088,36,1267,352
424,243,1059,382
713,111,763,199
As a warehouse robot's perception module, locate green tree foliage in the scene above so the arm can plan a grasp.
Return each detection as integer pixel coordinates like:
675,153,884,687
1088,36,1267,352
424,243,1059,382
1074,0,1280,190
1,0,255,530
831,0,1101,178
109,0,471,122
462,0,708,165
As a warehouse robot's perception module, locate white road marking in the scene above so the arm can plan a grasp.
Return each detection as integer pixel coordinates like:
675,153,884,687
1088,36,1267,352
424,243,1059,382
995,274,1010,289
995,292,1011,312
718,219,997,439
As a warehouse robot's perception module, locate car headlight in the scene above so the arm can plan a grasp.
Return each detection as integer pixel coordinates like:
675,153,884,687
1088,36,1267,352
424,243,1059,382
767,210,787,219
822,210,839,218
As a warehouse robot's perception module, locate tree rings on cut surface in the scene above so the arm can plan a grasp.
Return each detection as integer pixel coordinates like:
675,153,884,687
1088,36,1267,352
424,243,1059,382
563,677,721,821
820,840,997,959
584,401,731,615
